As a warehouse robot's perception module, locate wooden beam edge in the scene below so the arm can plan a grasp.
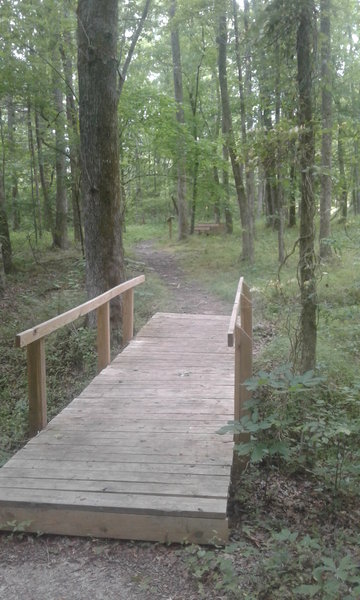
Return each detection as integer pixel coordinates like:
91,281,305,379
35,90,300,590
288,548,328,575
15,275,145,348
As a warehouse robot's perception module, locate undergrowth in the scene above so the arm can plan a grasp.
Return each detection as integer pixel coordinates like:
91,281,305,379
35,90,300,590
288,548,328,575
1,219,359,598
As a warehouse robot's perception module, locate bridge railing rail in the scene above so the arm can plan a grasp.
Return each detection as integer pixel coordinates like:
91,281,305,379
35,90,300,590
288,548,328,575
15,275,145,436
227,276,252,438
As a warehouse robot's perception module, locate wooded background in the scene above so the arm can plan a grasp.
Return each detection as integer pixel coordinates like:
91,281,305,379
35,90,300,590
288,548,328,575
1,0,359,371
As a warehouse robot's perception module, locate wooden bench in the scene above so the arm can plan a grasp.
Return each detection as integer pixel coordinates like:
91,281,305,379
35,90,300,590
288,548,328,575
194,223,225,235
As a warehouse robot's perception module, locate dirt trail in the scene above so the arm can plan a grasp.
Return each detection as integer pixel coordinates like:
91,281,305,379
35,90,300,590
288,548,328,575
134,240,232,315
0,244,233,600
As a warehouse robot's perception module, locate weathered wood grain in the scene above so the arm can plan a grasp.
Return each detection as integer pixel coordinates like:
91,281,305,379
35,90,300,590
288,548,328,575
0,312,234,544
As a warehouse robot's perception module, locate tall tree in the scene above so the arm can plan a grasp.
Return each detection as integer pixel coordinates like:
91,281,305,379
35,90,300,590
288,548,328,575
319,0,332,259
7,97,20,230
0,109,12,274
52,57,68,250
217,2,253,261
60,18,82,245
297,0,317,372
78,0,124,318
169,0,188,240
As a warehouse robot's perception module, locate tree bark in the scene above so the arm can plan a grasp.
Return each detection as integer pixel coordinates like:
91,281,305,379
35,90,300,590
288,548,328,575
27,100,42,241
188,42,203,234
78,0,125,323
52,56,68,249
233,0,255,240
288,138,297,227
7,97,20,231
169,0,188,240
337,117,347,220
60,36,82,244
217,5,252,261
297,1,317,373
35,110,54,236
0,172,12,275
274,43,285,263
319,0,332,259
0,109,12,273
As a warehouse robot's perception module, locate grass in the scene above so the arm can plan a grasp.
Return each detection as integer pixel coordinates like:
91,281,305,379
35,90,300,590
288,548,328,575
154,216,360,384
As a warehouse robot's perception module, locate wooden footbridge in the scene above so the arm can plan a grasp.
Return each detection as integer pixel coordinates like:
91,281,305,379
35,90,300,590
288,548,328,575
0,275,252,544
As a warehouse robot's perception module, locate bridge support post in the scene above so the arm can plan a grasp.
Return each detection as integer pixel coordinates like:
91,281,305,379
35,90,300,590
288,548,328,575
97,302,111,372
233,283,252,476
27,339,47,436
122,289,134,345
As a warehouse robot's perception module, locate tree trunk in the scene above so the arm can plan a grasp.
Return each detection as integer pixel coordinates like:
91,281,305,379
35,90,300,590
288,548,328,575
7,97,20,231
169,0,188,240
337,118,348,220
319,0,332,259
134,140,143,224
52,57,68,250
297,1,317,373
35,110,54,237
189,46,203,234
213,166,221,224
222,144,233,234
78,0,125,323
288,139,297,227
0,109,12,273
0,172,12,275
61,37,82,244
217,5,252,261
262,101,276,228
27,101,42,241
233,0,255,240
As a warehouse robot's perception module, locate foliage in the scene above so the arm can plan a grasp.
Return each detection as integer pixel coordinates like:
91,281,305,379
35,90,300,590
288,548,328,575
184,530,360,599
218,366,360,495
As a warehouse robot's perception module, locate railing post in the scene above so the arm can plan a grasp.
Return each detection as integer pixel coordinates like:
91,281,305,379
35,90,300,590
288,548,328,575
27,339,47,436
122,288,134,345
241,282,252,339
234,284,253,448
97,302,111,373
234,325,251,440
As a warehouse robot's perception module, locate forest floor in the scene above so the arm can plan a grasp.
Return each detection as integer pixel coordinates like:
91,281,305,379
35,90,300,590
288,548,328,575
1,240,359,599
0,242,234,600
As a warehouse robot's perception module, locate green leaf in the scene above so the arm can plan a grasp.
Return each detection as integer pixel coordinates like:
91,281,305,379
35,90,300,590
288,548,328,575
294,583,321,597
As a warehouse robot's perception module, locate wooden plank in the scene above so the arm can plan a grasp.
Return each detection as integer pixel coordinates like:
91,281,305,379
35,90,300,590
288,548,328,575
122,288,134,345
16,275,145,348
153,312,229,321
16,447,231,465
45,422,226,433
25,430,229,445
0,476,228,498
20,440,232,458
0,467,230,486
2,458,231,477
27,338,47,436
2,310,236,545
0,488,227,518
76,387,233,399
97,302,110,373
0,506,228,544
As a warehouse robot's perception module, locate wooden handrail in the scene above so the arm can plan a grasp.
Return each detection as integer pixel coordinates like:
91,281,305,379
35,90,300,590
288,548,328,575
227,276,244,347
228,276,253,436
16,275,145,436
16,275,145,348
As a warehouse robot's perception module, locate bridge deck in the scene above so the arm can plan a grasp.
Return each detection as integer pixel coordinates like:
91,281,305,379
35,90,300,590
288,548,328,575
0,313,234,544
